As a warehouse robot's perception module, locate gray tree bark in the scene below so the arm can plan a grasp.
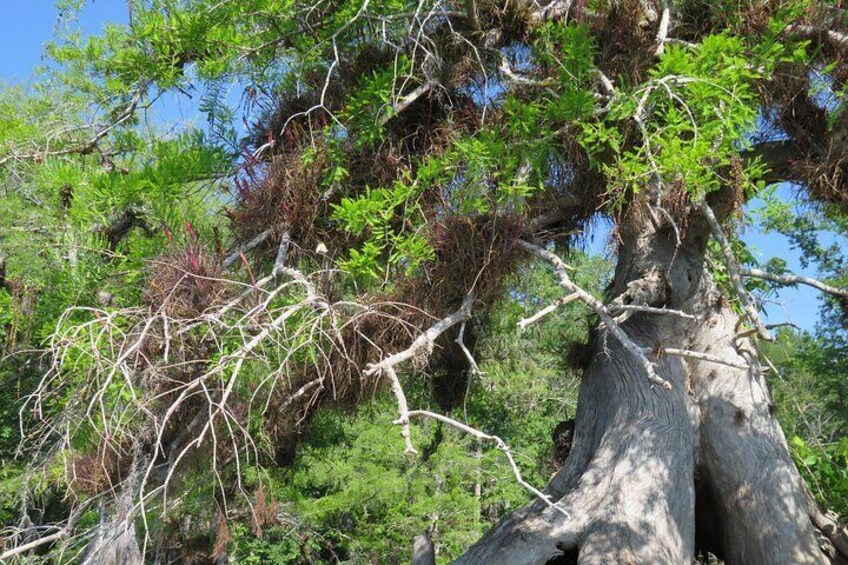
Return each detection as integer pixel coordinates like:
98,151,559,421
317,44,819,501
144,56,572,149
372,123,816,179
455,200,836,564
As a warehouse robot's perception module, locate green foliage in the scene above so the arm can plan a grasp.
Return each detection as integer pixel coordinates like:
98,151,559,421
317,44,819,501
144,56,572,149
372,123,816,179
765,328,848,520
2,0,848,561
581,32,769,208
332,181,433,282
791,436,848,519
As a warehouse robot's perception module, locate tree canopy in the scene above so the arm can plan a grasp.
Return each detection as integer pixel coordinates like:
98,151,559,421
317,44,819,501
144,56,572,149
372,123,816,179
1,0,847,562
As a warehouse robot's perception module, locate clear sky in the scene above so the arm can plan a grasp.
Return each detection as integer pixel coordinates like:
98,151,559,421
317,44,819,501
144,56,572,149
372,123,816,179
0,1,128,83
0,2,832,332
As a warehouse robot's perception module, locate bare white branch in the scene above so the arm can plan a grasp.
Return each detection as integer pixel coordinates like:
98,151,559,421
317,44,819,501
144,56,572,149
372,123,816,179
518,240,671,389
365,293,474,375
740,268,848,300
456,321,483,378
699,201,774,342
609,304,697,321
379,79,440,126
649,347,750,371
517,293,580,329
222,229,274,268
655,5,671,56
406,410,570,518
499,53,558,88
364,293,474,451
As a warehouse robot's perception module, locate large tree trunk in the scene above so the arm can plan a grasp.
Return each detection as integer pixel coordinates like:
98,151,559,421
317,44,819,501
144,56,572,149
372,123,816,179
456,203,836,564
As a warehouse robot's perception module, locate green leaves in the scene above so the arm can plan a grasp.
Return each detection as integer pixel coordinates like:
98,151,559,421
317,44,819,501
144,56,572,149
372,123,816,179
533,22,597,82
577,31,775,209
791,436,848,518
332,181,433,282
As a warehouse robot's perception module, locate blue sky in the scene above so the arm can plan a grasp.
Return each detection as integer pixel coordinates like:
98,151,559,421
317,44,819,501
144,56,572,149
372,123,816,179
0,1,127,83
0,2,833,331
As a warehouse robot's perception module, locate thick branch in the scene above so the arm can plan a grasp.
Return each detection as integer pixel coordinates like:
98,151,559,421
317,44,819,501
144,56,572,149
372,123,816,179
786,24,848,51
0,501,91,560
742,140,805,185
499,54,558,88
464,0,481,30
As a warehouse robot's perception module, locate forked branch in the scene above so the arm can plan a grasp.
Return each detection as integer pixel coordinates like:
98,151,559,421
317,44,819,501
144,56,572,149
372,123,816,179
363,293,475,452
517,240,671,389
407,409,570,518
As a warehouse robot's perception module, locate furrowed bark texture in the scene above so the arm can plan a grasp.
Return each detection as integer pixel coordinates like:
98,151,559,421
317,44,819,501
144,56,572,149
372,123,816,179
455,204,829,564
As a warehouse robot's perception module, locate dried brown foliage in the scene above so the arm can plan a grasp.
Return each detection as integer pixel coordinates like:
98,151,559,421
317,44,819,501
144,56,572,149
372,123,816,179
143,232,229,318
593,0,657,85
68,445,127,497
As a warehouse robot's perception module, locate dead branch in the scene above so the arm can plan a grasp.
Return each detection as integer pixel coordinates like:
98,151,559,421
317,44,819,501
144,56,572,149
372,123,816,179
407,409,570,518
518,240,671,389
699,201,773,341
364,293,474,451
654,4,671,56
609,304,697,321
378,80,440,126
650,346,750,371
0,500,92,561
499,53,558,88
455,321,482,378
517,292,580,329
364,293,474,375
222,229,274,268
740,268,848,300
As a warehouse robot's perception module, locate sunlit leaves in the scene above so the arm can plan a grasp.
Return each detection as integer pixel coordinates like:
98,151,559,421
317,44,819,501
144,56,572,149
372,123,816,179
332,181,433,282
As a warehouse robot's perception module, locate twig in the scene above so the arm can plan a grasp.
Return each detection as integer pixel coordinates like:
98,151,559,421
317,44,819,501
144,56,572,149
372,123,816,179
517,293,580,329
455,321,482,378
518,240,671,389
